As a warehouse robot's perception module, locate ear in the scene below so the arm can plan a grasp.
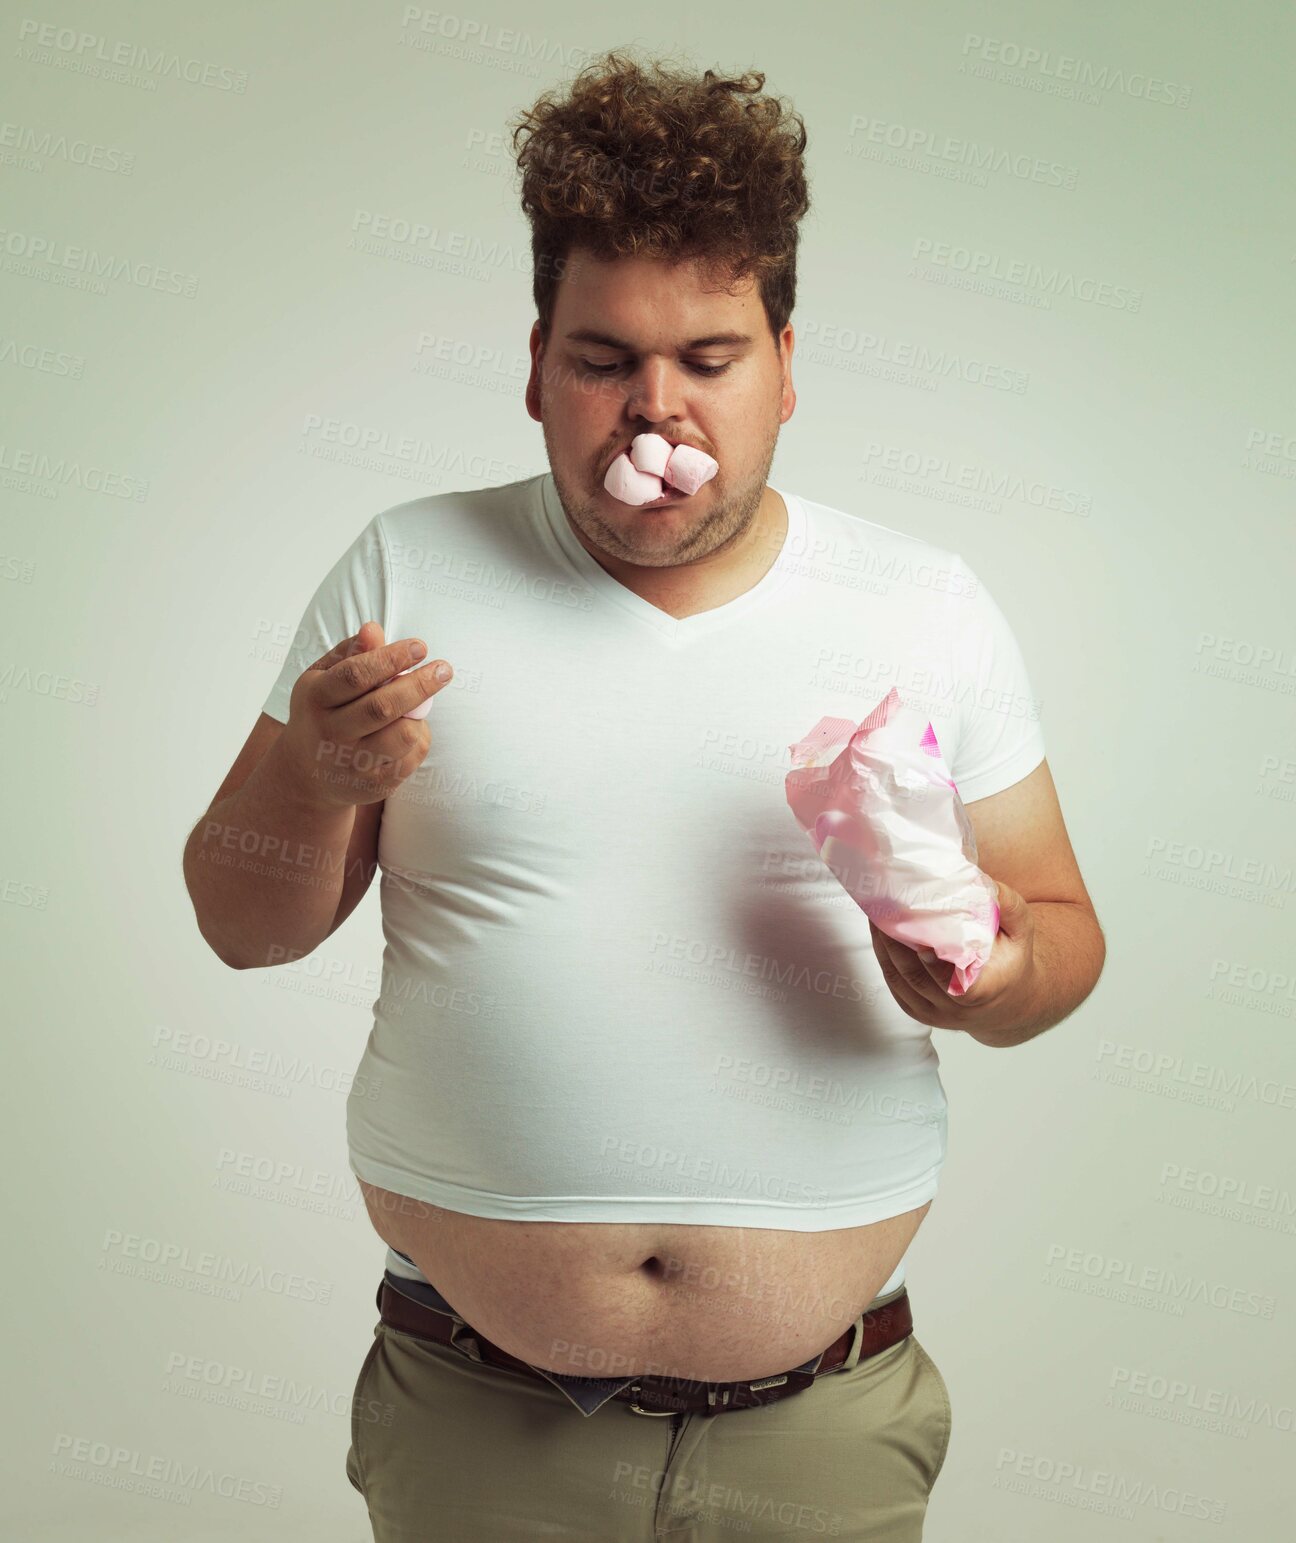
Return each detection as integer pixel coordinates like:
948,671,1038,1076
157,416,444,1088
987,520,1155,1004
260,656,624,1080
524,320,545,424
778,324,796,424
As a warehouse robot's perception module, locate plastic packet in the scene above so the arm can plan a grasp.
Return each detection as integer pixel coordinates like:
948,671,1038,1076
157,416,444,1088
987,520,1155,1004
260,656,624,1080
785,686,999,996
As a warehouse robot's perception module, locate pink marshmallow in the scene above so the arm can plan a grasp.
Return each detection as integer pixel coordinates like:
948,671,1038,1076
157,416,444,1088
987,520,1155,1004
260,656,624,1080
785,690,1000,997
603,438,721,504
663,443,719,496
393,663,435,719
604,452,665,505
629,432,673,478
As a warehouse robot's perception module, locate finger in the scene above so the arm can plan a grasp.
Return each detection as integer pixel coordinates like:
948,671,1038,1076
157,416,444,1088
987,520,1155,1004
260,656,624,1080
991,880,1027,938
913,946,955,993
874,927,943,1004
335,658,454,741
307,629,364,673
315,637,435,708
872,937,939,1024
868,914,954,994
306,619,390,673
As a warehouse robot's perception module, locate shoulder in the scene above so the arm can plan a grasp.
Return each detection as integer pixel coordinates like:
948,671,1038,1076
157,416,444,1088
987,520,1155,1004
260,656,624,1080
785,486,975,604
371,473,544,549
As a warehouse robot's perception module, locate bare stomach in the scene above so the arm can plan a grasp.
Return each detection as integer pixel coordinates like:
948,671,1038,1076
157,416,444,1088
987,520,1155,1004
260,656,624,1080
359,1180,932,1384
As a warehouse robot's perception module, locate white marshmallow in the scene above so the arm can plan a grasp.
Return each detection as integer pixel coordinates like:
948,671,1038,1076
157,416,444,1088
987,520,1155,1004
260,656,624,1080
629,432,673,478
603,439,721,505
664,443,719,496
604,452,665,505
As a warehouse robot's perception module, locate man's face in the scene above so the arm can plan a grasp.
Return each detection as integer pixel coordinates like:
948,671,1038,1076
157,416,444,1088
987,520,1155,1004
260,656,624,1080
525,250,795,570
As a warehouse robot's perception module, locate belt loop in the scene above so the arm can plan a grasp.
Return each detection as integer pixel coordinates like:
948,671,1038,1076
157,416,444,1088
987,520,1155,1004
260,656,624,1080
448,1317,487,1363
839,1312,867,1374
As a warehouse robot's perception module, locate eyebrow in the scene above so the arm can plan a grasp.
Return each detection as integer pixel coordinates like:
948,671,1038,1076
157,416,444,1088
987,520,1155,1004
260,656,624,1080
563,327,755,351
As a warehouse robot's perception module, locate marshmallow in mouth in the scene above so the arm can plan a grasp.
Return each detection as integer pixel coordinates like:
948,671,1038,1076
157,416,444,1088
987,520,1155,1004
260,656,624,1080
603,433,719,506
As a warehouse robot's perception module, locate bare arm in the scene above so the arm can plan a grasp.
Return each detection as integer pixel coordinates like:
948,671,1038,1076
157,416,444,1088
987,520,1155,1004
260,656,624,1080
867,759,1106,1047
970,895,1105,1048
183,623,453,970
958,757,1105,1047
183,717,369,970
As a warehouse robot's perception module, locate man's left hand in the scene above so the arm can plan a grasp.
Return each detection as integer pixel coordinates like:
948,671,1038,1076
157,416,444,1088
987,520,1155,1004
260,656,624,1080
868,881,1040,1035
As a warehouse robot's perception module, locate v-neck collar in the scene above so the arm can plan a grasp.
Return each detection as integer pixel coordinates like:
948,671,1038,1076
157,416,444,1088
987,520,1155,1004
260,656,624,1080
536,470,805,645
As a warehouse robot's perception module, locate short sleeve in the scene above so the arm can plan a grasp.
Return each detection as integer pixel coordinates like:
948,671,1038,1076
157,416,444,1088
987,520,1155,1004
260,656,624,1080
259,512,391,723
945,554,1046,803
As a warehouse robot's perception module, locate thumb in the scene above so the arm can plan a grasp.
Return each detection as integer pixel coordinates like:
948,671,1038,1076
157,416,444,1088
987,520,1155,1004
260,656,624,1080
351,620,385,655
993,880,1028,937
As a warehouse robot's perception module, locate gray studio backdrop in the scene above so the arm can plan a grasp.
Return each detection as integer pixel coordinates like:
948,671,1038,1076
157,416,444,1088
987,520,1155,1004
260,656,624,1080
3,1,1293,1538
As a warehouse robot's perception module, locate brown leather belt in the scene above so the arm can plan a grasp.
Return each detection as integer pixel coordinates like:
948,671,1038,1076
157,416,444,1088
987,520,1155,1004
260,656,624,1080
376,1278,912,1418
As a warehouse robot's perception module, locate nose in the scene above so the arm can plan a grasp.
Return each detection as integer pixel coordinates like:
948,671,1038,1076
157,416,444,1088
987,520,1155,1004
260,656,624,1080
620,356,685,427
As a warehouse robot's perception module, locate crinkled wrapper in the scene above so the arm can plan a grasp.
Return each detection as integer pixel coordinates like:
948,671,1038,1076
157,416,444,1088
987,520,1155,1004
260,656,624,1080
785,686,999,996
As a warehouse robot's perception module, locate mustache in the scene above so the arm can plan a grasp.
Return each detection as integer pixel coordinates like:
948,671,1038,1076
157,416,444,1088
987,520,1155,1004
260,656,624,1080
602,436,714,466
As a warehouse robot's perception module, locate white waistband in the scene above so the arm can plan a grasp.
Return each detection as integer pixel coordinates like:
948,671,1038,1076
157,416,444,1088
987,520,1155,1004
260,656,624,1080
878,1255,906,1298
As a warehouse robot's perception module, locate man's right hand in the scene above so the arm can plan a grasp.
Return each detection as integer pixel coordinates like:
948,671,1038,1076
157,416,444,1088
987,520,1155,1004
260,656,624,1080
272,621,454,810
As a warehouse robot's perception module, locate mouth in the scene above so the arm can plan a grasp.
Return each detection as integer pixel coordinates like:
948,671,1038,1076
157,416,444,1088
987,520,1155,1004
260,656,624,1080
602,433,719,501
634,485,688,508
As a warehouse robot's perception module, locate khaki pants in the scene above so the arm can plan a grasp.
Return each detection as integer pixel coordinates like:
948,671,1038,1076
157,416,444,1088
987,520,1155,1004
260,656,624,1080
345,1281,952,1540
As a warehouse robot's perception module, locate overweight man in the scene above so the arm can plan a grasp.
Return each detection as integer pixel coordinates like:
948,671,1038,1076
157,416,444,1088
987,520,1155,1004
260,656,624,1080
184,47,1104,1543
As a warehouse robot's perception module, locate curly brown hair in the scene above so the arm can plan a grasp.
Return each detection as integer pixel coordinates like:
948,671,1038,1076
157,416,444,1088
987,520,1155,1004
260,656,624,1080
509,48,810,347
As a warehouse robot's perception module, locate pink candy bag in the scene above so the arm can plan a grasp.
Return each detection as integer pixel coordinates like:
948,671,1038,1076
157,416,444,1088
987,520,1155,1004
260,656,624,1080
785,686,999,996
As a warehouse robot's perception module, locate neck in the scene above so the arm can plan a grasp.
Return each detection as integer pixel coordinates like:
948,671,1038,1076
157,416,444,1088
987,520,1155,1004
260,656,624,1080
575,484,789,621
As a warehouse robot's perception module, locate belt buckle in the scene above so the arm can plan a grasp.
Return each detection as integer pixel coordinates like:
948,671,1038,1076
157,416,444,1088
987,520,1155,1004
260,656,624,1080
626,1383,679,1417
628,1366,809,1418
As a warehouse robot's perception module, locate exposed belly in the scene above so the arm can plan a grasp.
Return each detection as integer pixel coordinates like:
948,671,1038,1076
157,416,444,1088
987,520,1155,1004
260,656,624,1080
360,1180,932,1384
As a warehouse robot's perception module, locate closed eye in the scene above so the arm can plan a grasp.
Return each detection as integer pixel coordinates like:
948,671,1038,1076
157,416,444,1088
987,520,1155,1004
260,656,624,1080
580,359,734,377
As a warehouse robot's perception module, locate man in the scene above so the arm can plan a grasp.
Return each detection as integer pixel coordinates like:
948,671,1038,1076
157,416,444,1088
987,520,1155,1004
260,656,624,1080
184,48,1104,1541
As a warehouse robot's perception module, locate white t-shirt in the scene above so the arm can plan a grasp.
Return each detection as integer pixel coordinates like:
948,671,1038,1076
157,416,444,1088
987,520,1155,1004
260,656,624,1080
260,471,1046,1230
